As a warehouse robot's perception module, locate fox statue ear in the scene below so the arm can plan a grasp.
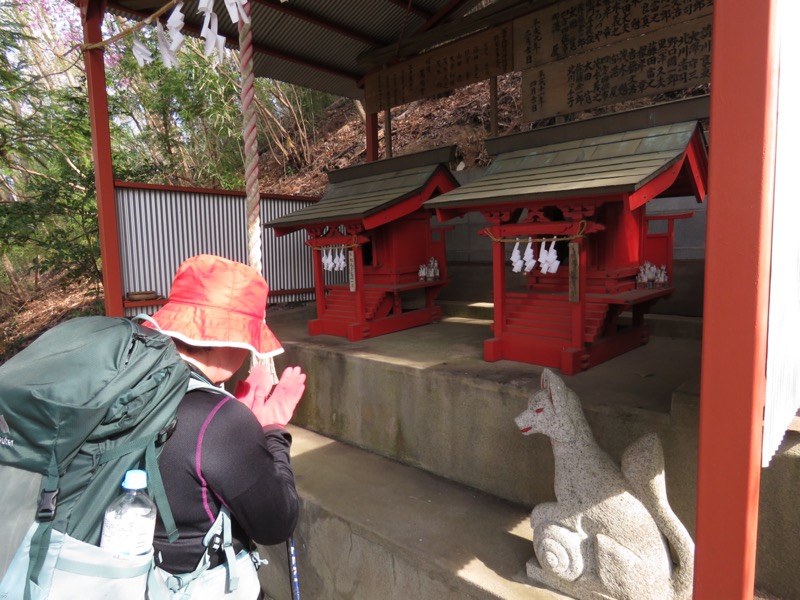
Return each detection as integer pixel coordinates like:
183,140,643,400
540,369,556,409
541,369,567,416
540,368,556,391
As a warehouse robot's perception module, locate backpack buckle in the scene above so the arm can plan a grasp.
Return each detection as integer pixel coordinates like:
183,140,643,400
37,488,60,521
157,417,178,445
208,533,223,552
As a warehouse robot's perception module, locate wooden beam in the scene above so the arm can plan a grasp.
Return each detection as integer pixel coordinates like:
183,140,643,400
384,109,392,159
382,0,431,19
693,0,778,598
414,0,476,34
365,112,380,162
490,76,498,137
246,41,360,83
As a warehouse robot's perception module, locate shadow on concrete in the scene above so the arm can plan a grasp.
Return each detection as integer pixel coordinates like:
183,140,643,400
266,428,569,599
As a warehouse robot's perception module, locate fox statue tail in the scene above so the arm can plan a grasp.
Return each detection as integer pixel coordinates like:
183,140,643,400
621,433,695,600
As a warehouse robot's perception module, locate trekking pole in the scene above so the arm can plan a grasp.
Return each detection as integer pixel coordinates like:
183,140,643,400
286,536,300,600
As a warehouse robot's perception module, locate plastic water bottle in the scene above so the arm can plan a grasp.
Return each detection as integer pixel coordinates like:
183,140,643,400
99,469,157,555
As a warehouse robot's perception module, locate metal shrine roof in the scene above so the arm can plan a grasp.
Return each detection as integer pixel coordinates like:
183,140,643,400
267,146,458,234
105,0,487,100
425,120,708,215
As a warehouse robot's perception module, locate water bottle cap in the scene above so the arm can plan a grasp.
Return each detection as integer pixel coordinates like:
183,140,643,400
122,469,148,490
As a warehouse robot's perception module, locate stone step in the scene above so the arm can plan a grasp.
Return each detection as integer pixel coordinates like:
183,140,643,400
258,426,569,600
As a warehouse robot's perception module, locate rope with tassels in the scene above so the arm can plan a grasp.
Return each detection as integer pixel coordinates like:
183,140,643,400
238,2,261,277
236,1,273,378
480,219,589,244
305,236,362,251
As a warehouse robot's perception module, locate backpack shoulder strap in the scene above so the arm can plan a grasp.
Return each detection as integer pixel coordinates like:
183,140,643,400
186,375,236,400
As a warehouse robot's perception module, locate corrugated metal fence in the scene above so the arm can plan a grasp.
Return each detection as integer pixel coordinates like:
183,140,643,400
116,183,317,317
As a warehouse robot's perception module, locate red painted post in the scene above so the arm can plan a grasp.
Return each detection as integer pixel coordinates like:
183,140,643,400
312,244,326,317
615,196,643,267
694,0,777,597
80,0,124,316
353,244,366,332
569,237,586,349
665,218,675,281
491,236,506,340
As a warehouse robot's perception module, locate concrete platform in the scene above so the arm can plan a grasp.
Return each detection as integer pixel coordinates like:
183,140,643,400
255,303,799,599
260,426,569,600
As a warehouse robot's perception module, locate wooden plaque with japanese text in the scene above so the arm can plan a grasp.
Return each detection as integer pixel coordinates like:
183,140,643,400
514,0,713,69
517,0,713,122
364,24,512,113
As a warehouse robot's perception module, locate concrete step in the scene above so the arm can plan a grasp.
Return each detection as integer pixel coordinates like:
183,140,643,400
438,300,495,321
263,305,800,599
438,300,703,340
258,426,569,600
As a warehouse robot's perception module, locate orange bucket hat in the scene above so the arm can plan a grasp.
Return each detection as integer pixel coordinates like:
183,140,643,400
146,254,282,358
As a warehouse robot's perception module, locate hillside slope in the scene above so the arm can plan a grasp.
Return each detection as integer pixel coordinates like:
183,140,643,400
260,75,707,198
261,73,525,197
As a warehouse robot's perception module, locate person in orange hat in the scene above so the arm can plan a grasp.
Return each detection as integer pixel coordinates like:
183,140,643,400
145,254,304,597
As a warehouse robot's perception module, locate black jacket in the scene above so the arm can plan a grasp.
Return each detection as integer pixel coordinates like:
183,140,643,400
153,372,298,574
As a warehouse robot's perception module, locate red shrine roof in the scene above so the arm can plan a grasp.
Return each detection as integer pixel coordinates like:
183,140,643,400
267,146,459,235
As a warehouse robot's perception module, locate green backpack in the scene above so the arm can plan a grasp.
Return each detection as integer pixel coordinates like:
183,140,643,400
0,316,190,599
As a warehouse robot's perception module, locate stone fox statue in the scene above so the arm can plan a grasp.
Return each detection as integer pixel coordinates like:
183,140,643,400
514,369,694,600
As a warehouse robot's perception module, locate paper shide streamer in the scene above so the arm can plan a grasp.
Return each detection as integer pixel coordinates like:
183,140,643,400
129,0,290,67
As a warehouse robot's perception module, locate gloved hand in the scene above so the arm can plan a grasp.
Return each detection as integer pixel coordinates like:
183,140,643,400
234,364,306,428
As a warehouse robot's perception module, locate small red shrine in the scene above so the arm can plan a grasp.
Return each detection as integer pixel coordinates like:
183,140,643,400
425,120,708,374
267,147,459,341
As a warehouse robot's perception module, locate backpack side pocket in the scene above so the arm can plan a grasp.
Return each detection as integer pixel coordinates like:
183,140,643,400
6,528,155,600
0,466,42,578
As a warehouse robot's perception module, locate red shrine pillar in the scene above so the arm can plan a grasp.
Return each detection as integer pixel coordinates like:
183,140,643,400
694,0,777,597
80,0,124,316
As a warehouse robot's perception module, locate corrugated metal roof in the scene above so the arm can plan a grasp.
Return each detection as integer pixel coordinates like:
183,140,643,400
425,121,703,210
106,0,486,100
267,146,457,230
